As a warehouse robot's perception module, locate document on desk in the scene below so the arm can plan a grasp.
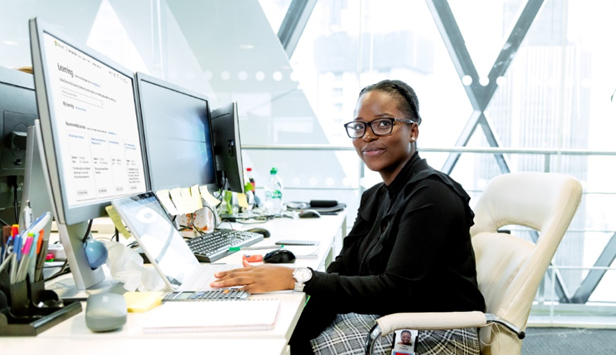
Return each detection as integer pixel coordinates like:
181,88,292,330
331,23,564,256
283,245,319,259
143,299,280,333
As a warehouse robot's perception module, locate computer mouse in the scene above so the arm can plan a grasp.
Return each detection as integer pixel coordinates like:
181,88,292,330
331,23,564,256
85,293,127,332
247,227,271,238
299,209,321,219
263,249,296,264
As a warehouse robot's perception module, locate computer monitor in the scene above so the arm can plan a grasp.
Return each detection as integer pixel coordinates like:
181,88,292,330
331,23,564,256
29,18,148,290
0,67,38,226
134,72,218,192
211,102,245,193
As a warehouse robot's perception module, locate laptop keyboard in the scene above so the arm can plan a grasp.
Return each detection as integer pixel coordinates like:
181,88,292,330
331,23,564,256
186,229,264,262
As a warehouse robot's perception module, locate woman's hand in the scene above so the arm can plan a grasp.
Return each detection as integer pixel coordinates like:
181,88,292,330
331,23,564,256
210,259,295,293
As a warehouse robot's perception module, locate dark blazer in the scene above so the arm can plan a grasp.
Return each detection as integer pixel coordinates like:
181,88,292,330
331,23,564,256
304,152,485,315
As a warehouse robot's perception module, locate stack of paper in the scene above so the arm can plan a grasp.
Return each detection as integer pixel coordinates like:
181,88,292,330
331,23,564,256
143,299,280,333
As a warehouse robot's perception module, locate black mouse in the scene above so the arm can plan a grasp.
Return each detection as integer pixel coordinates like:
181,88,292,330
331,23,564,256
299,209,321,218
246,227,271,238
263,249,296,264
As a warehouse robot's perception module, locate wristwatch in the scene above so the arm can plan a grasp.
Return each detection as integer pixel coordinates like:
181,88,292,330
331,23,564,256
292,267,313,292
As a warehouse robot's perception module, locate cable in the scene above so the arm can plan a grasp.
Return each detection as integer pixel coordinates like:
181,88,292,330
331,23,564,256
81,219,94,243
44,259,70,281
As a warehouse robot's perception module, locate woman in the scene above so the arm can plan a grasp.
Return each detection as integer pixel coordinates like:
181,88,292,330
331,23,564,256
211,79,485,354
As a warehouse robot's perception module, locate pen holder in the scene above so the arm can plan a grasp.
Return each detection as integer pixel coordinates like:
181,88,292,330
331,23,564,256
0,270,82,336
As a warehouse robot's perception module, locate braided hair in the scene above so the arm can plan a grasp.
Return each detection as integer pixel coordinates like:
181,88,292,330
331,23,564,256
358,79,422,125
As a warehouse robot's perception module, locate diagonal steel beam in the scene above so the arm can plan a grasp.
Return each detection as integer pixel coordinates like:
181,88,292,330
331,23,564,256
570,232,616,303
426,0,544,174
425,0,573,302
277,0,317,58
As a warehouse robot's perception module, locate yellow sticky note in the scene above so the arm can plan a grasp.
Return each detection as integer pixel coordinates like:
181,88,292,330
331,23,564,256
236,193,249,208
169,188,186,214
156,190,179,215
199,185,221,207
180,187,195,213
105,205,132,239
124,291,165,312
190,185,204,210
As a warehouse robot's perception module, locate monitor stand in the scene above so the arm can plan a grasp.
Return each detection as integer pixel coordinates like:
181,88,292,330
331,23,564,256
56,221,106,290
24,121,109,293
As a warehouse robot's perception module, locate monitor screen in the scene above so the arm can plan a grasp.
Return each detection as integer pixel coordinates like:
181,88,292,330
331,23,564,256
211,102,245,193
135,72,217,192
30,18,147,290
30,20,147,226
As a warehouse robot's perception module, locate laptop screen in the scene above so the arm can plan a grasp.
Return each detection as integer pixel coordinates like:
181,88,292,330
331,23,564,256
112,192,200,289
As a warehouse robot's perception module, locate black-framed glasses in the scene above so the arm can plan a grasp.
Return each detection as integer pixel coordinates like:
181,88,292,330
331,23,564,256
343,118,415,139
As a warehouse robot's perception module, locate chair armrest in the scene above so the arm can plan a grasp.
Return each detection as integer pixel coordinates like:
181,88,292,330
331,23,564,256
377,311,488,334
363,312,525,355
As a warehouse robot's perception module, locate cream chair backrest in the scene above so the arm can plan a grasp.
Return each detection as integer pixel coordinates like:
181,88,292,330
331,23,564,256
470,172,582,355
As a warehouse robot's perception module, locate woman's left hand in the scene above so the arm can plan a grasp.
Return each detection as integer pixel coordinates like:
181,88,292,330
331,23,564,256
210,259,295,293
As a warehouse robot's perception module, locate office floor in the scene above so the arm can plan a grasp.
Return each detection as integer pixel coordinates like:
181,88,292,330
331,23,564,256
521,327,616,354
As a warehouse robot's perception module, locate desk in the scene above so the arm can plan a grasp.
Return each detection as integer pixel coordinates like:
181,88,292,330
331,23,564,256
2,213,347,353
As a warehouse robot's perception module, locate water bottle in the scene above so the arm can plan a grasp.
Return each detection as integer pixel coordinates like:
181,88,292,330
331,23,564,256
246,167,256,189
264,167,284,215
244,168,256,211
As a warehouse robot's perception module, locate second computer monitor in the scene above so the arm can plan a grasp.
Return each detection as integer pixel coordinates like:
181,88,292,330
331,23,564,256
135,72,218,192
211,102,245,193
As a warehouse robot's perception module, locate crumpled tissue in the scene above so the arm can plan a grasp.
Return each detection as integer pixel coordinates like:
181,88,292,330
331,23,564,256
103,240,167,292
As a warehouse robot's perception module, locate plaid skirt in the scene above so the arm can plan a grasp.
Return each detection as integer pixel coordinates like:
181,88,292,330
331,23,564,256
310,313,480,355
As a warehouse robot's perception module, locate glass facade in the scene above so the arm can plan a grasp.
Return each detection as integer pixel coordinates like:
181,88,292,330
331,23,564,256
1,0,615,324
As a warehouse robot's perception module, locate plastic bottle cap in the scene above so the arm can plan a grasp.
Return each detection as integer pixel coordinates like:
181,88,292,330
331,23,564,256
270,167,278,174
247,167,252,172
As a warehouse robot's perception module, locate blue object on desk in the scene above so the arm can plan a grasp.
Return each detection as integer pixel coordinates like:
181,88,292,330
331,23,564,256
14,235,22,262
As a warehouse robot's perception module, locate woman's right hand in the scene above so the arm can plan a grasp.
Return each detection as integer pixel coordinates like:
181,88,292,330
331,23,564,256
210,259,295,293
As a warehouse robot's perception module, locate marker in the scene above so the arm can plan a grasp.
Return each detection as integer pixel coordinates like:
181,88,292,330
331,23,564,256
13,234,22,262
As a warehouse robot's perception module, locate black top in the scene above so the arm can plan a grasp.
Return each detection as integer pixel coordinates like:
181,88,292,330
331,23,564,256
304,153,485,315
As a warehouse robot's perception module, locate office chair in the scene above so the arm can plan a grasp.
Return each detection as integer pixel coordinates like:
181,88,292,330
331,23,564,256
365,172,583,355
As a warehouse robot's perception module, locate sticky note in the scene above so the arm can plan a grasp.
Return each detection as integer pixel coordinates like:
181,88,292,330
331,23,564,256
124,291,165,312
105,205,132,239
199,185,221,207
180,187,197,212
236,193,249,208
169,188,186,214
190,185,204,210
156,190,179,215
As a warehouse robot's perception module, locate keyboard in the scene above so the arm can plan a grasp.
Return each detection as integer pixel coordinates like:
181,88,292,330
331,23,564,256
186,229,264,262
163,289,250,302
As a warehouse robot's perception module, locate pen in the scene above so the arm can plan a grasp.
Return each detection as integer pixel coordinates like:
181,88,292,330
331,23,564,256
28,232,39,282
229,245,281,252
0,252,14,274
34,229,49,282
16,236,33,282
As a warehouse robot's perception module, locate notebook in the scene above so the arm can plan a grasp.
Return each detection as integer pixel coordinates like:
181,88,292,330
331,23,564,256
143,299,280,333
111,192,240,291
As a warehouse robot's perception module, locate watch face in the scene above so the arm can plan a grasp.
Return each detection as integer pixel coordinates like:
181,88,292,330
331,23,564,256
294,268,312,282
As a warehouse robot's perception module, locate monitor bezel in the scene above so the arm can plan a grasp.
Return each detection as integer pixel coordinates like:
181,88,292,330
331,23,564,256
134,71,219,192
29,18,149,225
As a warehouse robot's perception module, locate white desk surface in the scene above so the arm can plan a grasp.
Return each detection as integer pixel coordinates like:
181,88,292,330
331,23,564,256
2,213,346,351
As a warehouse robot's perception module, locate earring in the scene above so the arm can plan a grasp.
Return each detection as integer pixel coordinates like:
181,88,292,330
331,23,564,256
411,137,416,142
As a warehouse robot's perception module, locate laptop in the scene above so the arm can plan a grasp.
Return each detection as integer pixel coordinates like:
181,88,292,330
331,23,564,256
111,192,240,291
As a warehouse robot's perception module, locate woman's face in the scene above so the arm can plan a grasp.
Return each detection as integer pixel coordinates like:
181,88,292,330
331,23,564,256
352,90,418,185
